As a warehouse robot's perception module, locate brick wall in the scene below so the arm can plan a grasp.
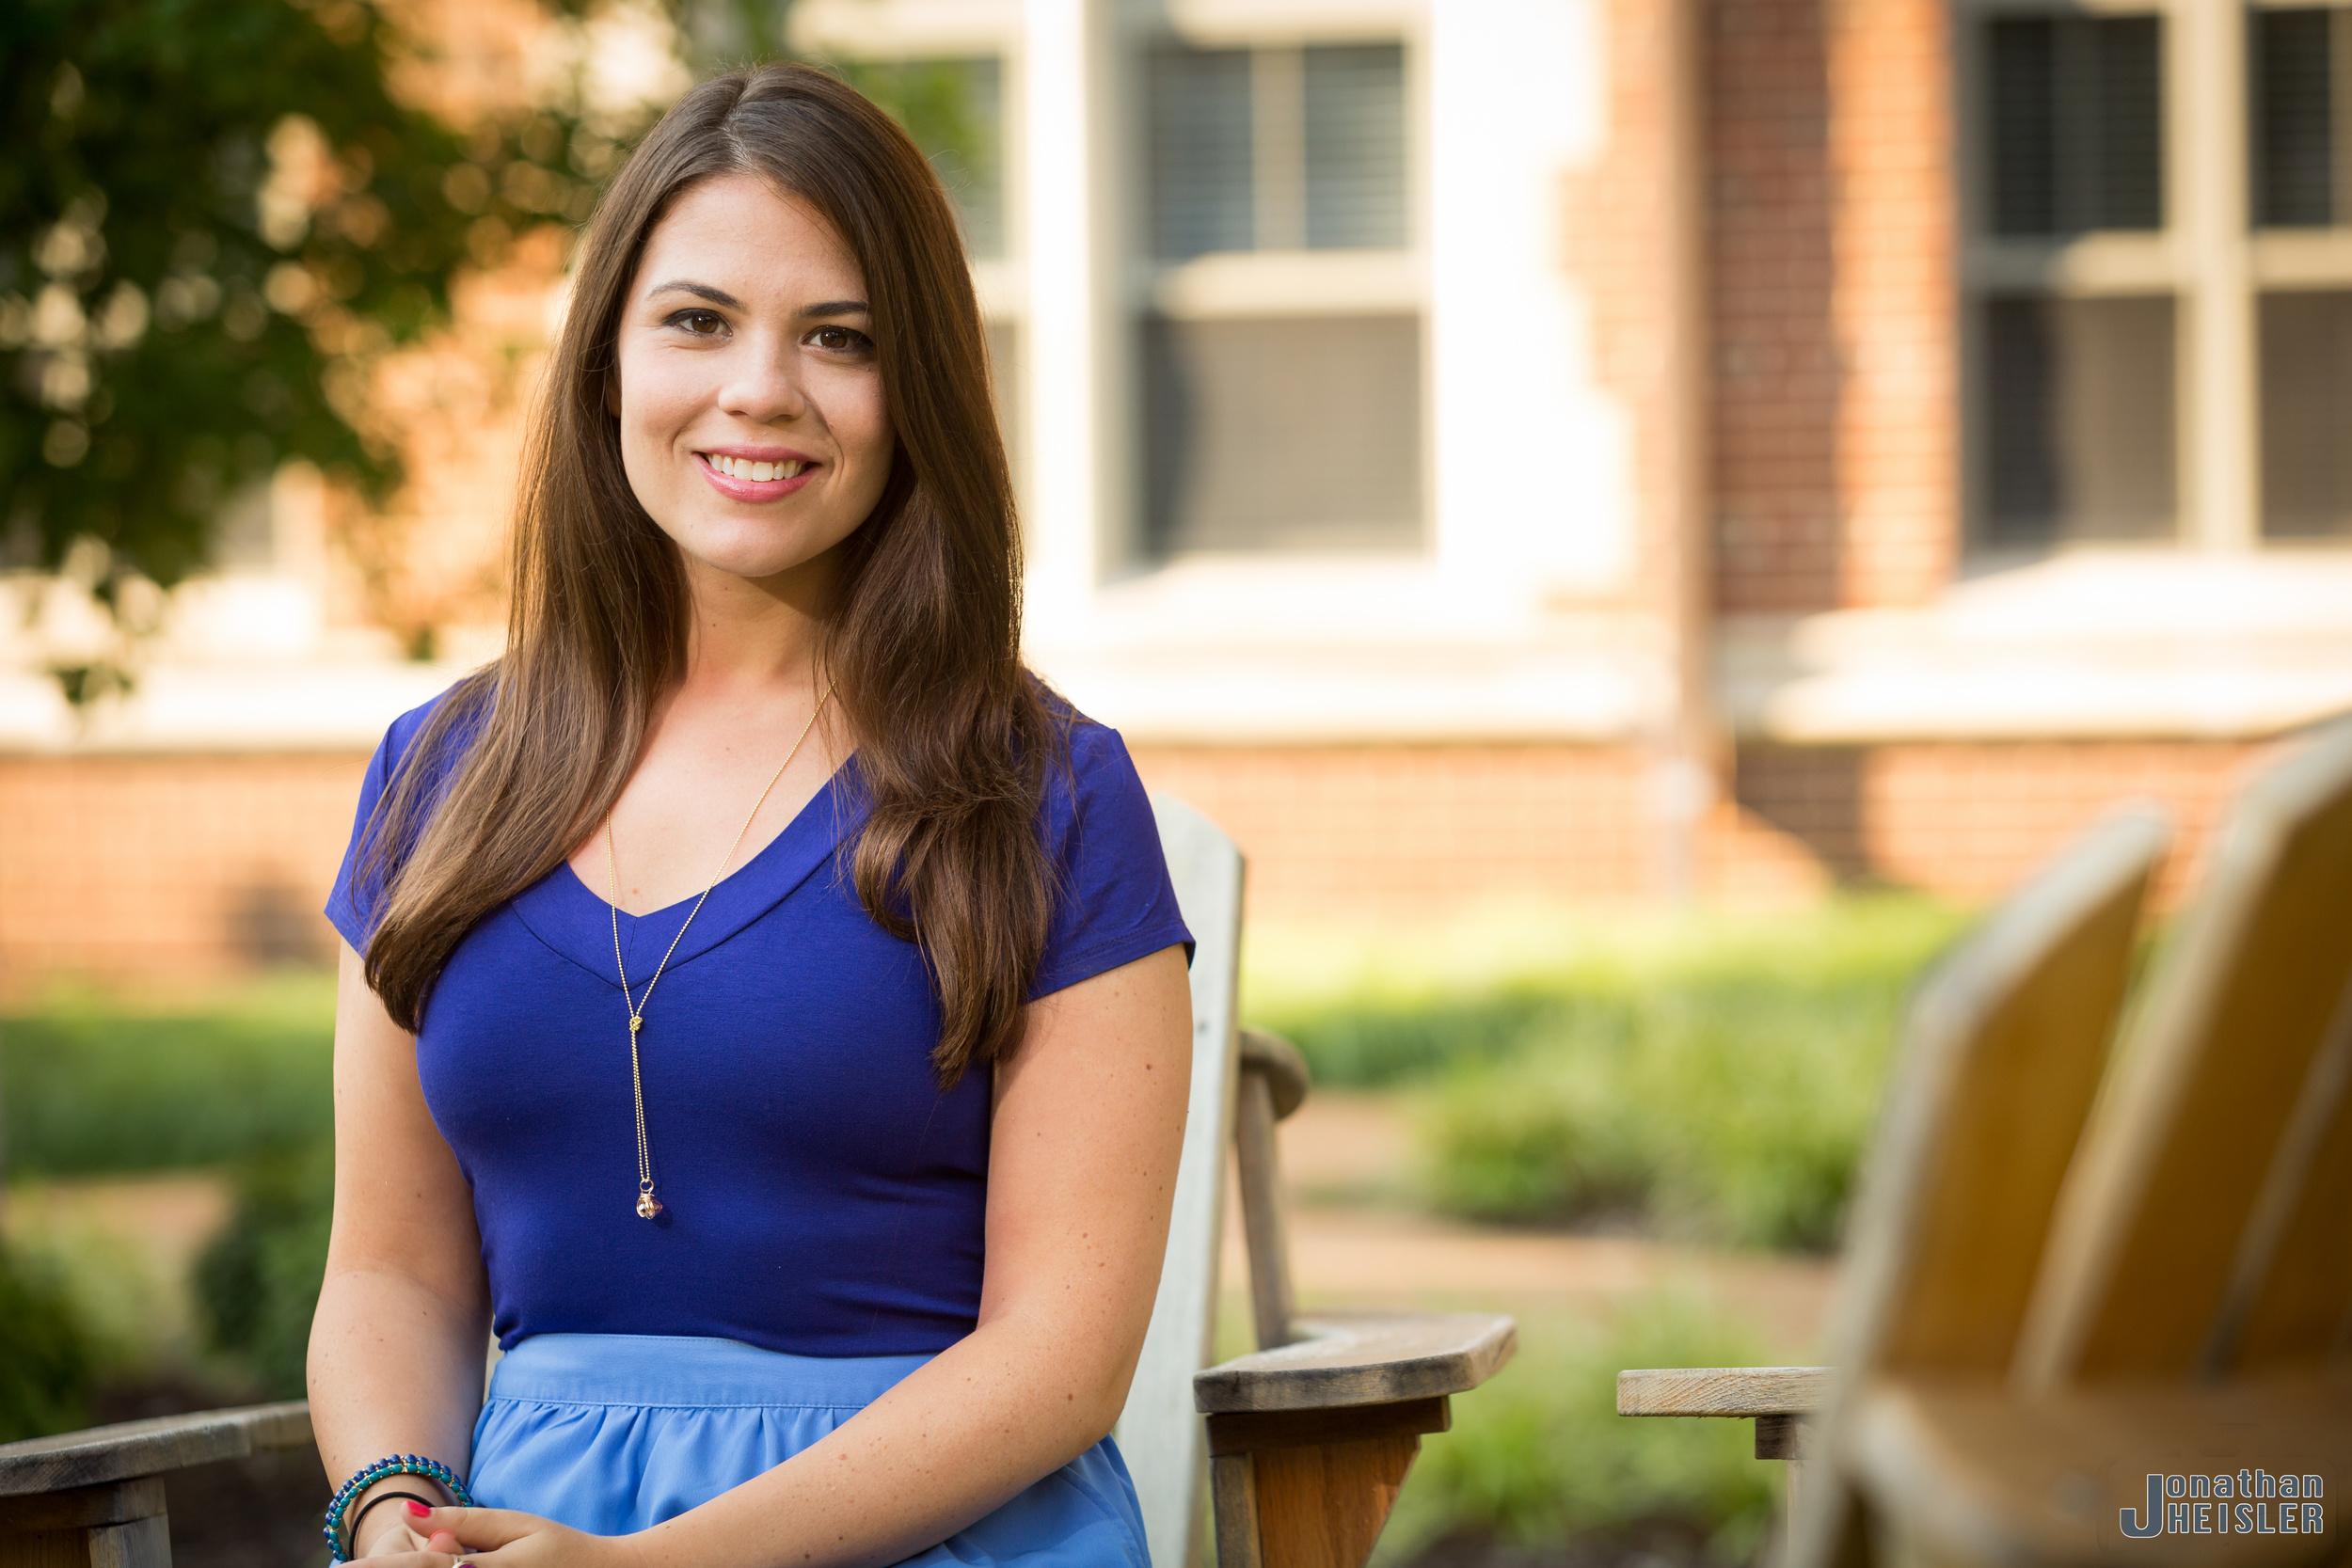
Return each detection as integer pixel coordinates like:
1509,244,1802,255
0,753,365,1002
0,738,2279,996
1708,0,1960,613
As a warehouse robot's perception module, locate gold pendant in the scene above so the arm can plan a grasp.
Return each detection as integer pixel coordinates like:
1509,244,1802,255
637,1190,662,1219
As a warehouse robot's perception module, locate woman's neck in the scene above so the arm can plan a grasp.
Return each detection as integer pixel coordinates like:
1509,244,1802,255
674,548,837,699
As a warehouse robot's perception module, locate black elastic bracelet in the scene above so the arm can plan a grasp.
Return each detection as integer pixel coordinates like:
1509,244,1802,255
348,1489,441,1548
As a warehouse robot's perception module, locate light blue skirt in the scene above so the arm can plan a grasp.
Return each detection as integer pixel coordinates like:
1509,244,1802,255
471,1334,1150,1567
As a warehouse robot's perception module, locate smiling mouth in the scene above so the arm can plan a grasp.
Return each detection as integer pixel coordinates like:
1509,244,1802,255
702,453,814,482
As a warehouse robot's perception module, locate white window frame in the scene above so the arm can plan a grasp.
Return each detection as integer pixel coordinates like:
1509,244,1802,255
1956,0,2352,555
1123,5,1432,566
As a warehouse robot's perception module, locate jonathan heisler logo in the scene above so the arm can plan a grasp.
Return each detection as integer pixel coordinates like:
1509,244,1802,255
2121,1471,2327,1539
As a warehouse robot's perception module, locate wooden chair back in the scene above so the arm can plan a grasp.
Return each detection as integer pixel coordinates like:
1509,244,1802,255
1114,793,1246,1568
2014,717,2352,1388
1784,804,2170,1568
1826,803,2173,1383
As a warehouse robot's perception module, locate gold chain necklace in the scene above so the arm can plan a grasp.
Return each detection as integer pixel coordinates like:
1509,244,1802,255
604,687,833,1219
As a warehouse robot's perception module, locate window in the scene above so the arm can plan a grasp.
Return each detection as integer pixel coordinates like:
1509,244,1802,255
1140,40,1418,556
1986,15,2163,237
1969,9,2170,546
2252,8,2352,539
1967,4,2352,550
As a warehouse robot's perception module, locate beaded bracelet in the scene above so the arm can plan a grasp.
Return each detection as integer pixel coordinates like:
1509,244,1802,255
325,1453,475,1563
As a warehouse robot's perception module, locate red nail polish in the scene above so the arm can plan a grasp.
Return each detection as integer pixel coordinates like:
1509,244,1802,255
405,1500,432,1516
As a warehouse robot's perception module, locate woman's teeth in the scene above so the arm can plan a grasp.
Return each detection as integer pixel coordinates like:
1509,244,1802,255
707,455,808,482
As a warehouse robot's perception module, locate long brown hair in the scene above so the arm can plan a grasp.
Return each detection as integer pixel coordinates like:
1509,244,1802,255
357,63,1059,1086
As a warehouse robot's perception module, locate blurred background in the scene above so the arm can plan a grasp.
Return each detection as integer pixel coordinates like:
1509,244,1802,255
4,0,2350,1563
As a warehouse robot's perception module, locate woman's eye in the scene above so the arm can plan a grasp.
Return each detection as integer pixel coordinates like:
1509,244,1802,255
670,309,725,336
810,325,870,353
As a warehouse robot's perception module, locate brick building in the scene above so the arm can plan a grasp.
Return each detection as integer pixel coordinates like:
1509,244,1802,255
6,0,2351,995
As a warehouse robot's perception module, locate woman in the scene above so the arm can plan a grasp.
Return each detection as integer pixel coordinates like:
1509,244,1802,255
311,63,1194,1568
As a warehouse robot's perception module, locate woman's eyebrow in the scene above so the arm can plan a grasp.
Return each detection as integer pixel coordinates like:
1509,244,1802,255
644,279,743,308
802,299,870,318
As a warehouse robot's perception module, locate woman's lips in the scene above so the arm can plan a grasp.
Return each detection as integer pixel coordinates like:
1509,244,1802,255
696,451,819,501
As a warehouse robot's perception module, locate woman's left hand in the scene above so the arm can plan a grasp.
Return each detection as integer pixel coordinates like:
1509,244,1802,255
380,1504,644,1567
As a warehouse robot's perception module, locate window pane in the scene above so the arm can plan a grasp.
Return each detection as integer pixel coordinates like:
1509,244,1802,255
1982,294,2176,544
2092,16,2163,230
1989,18,2059,235
1151,48,1254,259
2261,290,2352,536
1985,14,2163,236
2254,8,2336,228
1304,44,1406,249
1143,314,1422,553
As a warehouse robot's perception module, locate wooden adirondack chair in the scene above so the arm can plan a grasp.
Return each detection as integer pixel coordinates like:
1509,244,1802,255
1794,718,2352,1568
1616,801,2175,1527
0,793,1512,1568
1124,796,1516,1568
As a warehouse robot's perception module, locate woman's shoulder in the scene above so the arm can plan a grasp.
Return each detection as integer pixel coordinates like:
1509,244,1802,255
372,671,495,785
1033,689,1148,812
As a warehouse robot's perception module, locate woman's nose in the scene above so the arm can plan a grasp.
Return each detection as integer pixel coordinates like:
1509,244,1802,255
718,341,807,424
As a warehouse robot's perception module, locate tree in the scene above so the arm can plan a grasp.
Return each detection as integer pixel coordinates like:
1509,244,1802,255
0,0,596,640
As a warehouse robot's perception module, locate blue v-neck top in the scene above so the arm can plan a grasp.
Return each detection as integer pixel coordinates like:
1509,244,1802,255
325,690,1192,1358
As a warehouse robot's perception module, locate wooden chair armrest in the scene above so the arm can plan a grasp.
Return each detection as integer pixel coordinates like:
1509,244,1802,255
0,1402,314,1497
1839,1373,2349,1568
1615,1366,1830,1418
1194,1308,1517,1416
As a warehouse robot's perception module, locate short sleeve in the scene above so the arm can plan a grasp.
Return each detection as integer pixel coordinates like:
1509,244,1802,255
324,690,465,953
1028,719,1195,1000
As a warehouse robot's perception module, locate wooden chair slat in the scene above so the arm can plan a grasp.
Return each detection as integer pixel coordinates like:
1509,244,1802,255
1836,804,2171,1380
1760,804,2171,1568
1116,793,1248,1568
2017,721,2352,1386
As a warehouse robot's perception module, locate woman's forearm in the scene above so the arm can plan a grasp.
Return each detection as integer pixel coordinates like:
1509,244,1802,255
623,1309,1133,1568
309,1265,492,1547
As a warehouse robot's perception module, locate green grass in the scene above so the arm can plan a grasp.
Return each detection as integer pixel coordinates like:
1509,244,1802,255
1375,1295,1786,1564
2,971,338,1178
1248,897,1973,1248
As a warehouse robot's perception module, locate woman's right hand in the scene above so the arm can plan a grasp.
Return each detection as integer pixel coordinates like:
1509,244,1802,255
352,1497,467,1559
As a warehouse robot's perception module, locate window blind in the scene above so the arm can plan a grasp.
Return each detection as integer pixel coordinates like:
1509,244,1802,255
1304,44,1407,250
1983,294,2176,544
1985,14,2163,237
2254,8,2337,228
2261,290,2352,536
1142,314,1422,554
1150,48,1254,259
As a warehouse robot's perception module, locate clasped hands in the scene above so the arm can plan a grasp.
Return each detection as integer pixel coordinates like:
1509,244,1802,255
355,1500,643,1567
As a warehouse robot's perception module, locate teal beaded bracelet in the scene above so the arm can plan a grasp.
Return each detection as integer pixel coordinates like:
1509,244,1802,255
325,1453,475,1562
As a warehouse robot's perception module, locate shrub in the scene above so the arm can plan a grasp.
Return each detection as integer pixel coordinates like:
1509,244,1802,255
2,974,336,1177
1379,1296,1781,1564
193,1141,335,1400
1244,896,1968,1248
1247,897,1966,1091
0,1244,97,1442
1417,977,1904,1249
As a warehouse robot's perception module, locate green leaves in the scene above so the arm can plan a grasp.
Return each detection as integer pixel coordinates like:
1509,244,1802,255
0,0,611,594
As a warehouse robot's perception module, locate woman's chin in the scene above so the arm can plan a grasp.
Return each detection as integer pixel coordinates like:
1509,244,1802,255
670,519,852,586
